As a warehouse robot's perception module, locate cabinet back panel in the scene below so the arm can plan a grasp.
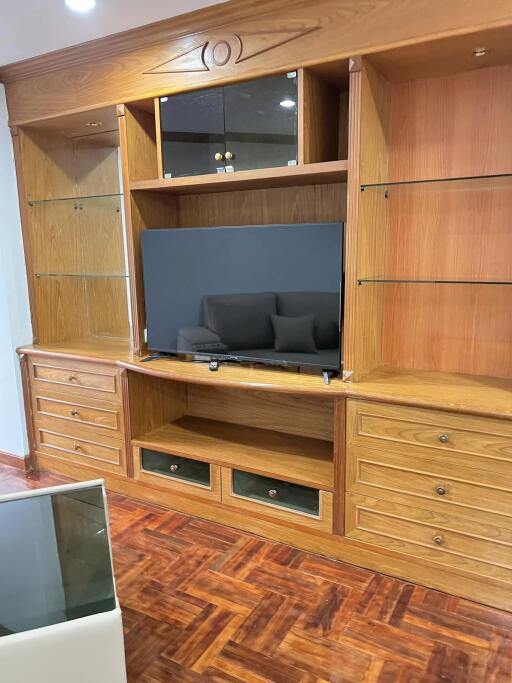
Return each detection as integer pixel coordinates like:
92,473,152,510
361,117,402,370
186,385,334,441
382,284,512,379
176,183,346,228
74,132,120,197
388,64,512,181
382,64,512,378
35,277,90,343
85,278,131,340
386,189,512,282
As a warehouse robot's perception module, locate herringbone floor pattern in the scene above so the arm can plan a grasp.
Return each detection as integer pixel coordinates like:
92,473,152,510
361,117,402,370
1,462,511,682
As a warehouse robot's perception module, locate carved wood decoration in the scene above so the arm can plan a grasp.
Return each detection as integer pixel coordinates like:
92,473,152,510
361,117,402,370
144,25,319,74
3,0,512,124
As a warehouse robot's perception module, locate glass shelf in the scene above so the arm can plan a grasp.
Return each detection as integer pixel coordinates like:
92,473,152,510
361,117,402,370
35,272,128,279
28,193,123,206
360,173,512,195
358,278,512,285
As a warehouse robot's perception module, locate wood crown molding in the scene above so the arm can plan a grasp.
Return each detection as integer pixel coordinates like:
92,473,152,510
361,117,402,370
3,0,512,85
0,0,290,83
3,0,512,125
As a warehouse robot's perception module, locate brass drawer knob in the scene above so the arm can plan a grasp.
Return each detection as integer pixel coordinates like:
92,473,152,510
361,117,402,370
214,152,224,161
68,375,78,382
74,443,81,451
268,489,278,499
169,464,179,473
435,485,447,496
70,410,79,417
438,433,449,444
225,151,234,161
433,535,444,546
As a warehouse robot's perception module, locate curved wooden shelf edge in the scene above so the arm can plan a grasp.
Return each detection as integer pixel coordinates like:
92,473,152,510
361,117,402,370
117,358,345,396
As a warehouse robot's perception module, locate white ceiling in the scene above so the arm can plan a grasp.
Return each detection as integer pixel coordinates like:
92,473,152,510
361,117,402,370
0,0,226,66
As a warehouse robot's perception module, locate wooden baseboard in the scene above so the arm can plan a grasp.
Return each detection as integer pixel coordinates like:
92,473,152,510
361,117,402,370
0,451,29,470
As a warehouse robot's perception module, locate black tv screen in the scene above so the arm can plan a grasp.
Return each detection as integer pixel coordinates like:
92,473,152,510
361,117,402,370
141,223,343,370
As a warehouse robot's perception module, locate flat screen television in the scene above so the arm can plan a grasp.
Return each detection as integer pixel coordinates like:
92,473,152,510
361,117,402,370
141,223,343,370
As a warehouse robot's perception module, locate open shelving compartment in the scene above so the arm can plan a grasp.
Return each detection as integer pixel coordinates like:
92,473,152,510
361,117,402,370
346,57,512,385
128,371,338,528
120,63,350,362
16,106,133,348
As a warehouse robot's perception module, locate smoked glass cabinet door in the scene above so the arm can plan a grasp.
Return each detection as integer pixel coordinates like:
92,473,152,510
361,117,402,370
223,72,298,172
160,87,226,178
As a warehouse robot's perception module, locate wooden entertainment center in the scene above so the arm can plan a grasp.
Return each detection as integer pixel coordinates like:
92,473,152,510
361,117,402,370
3,0,512,611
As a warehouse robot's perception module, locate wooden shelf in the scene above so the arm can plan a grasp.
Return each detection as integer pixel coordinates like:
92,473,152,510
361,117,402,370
120,357,345,396
353,365,512,421
132,416,334,490
130,161,348,195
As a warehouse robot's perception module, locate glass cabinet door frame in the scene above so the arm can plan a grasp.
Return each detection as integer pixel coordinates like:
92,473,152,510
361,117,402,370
157,71,298,179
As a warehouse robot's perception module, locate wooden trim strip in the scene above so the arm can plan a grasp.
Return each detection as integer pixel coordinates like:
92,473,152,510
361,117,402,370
20,354,37,471
0,451,29,470
11,130,38,343
332,397,346,535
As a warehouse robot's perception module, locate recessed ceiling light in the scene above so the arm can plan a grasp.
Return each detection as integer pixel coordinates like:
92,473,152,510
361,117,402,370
280,99,296,108
472,47,488,57
85,121,103,127
65,0,96,12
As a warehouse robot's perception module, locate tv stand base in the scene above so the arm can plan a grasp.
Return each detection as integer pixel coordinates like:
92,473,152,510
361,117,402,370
140,352,178,363
322,369,339,385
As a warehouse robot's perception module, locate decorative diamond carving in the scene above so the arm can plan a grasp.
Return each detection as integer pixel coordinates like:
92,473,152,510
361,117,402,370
144,24,319,75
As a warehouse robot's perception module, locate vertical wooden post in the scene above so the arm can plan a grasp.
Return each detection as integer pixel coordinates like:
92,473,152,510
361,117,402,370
343,57,391,381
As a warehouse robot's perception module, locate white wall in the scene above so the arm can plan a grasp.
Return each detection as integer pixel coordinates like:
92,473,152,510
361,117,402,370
0,85,32,457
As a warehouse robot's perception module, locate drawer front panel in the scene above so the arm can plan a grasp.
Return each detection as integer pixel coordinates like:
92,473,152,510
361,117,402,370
33,395,122,435
29,357,120,401
221,468,333,532
35,427,125,474
347,400,512,471
141,448,211,487
232,469,320,516
346,493,512,582
347,446,512,519
134,447,221,501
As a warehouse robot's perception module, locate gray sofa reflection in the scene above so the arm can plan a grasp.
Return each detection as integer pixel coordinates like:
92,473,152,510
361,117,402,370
177,291,340,366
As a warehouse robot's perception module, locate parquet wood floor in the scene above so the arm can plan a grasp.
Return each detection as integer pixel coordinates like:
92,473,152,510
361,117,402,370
1,462,511,682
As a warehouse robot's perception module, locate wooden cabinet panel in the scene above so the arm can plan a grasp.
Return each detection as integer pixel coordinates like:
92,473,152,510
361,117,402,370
220,468,333,532
133,446,221,501
347,399,512,472
346,445,512,520
35,426,125,474
33,394,122,436
29,356,121,402
346,493,512,582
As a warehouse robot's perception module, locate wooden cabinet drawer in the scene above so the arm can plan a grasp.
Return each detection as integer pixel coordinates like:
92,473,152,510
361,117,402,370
347,399,512,474
35,427,126,474
33,394,122,437
221,468,333,532
346,493,512,582
133,447,221,501
29,357,121,402
347,445,512,521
